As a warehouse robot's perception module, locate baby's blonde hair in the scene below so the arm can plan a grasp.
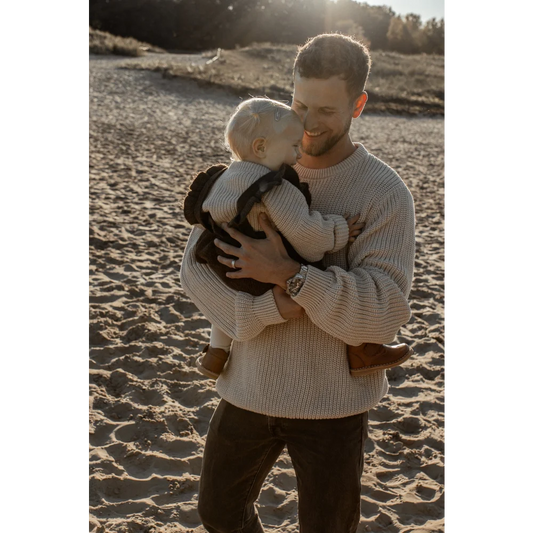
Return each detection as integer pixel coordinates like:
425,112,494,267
225,98,299,161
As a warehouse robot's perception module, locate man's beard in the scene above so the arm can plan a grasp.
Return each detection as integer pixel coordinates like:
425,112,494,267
301,117,352,157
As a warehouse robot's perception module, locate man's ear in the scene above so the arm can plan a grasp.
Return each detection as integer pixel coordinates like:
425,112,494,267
252,137,267,159
352,92,368,119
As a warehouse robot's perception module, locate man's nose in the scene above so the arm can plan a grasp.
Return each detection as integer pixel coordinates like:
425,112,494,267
303,111,317,132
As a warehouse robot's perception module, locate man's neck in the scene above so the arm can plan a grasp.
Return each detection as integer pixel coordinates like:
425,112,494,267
298,136,357,170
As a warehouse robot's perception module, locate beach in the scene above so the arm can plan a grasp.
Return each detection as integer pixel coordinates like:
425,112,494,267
89,54,444,533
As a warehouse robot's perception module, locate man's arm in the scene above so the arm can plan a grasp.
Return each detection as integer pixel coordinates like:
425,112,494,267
179,226,289,342
217,185,415,346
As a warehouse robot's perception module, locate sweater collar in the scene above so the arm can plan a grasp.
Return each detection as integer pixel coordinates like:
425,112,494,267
294,143,368,180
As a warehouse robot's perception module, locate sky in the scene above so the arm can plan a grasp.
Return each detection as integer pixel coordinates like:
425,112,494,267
359,0,444,22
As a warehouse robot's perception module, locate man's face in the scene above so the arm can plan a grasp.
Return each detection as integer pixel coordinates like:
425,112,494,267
291,74,356,158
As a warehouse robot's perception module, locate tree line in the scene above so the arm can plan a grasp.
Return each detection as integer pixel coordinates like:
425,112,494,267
89,0,444,55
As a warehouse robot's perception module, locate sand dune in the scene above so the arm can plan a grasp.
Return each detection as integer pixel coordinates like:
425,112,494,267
89,54,444,533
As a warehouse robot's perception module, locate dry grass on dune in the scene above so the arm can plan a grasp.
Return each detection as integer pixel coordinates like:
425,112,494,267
90,27,166,57
88,25,443,115
123,42,444,116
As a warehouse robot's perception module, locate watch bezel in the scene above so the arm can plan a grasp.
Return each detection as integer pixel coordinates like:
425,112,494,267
286,265,308,297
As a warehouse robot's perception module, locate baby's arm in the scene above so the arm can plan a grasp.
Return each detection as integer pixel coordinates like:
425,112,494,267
260,179,360,262
345,214,365,244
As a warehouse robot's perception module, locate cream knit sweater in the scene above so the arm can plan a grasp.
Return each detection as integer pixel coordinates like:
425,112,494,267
202,160,350,261
180,143,416,419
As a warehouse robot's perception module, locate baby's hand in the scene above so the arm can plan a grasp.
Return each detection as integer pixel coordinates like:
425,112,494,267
345,214,365,243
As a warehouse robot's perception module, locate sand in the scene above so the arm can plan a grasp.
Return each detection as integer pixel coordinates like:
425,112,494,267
89,54,444,533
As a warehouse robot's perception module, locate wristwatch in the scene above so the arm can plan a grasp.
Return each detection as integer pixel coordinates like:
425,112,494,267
285,265,308,298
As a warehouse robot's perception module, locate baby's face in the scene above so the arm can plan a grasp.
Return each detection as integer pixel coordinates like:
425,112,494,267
263,118,304,170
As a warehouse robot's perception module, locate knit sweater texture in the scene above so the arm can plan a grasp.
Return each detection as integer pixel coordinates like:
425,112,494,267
201,160,350,261
180,143,416,419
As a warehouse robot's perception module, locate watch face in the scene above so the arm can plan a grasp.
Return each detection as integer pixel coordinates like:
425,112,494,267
290,275,303,287
288,275,304,296
286,266,307,297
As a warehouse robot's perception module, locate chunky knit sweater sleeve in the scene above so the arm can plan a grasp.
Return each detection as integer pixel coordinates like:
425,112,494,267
180,226,287,341
260,179,350,260
292,182,415,346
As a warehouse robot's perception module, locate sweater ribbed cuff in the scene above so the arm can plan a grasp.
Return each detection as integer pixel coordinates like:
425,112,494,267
331,215,350,253
291,266,336,311
252,290,288,327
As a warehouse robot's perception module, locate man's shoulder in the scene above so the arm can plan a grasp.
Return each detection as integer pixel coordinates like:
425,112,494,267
357,148,411,200
344,147,414,219
362,149,403,184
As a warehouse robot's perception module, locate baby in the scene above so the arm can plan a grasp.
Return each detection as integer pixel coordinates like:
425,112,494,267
183,98,413,379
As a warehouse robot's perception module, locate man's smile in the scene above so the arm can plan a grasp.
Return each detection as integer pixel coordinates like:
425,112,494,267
304,130,324,138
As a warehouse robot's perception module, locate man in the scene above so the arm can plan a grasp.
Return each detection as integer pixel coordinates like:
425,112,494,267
180,33,415,533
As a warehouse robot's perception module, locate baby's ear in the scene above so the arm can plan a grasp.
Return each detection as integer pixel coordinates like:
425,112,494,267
252,137,267,158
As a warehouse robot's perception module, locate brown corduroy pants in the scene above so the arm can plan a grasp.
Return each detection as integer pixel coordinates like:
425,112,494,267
197,399,369,533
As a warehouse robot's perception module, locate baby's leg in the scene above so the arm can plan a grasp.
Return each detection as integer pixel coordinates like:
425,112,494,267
210,325,232,352
196,325,232,380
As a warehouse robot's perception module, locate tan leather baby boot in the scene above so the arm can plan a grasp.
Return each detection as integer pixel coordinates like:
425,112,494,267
348,342,413,377
196,345,230,380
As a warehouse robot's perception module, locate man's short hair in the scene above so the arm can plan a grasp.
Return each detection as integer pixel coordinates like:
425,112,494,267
293,33,372,102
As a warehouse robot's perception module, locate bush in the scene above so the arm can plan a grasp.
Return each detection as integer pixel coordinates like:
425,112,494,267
89,0,443,55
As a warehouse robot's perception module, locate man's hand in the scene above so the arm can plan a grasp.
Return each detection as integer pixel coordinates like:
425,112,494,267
272,286,305,319
215,214,300,287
